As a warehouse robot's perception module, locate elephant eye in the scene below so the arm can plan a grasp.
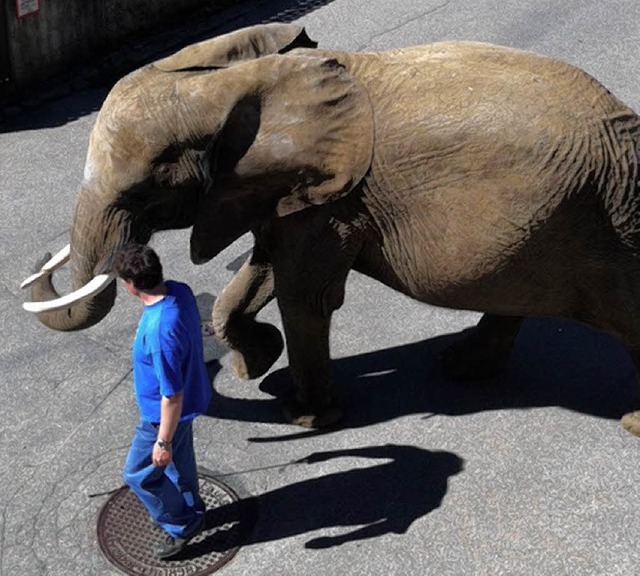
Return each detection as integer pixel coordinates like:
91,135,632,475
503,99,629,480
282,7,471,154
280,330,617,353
156,164,171,177
153,148,203,187
154,163,181,187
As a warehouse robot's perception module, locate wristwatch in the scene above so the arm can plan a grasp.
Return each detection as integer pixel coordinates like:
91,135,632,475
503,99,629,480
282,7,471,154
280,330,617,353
156,439,172,451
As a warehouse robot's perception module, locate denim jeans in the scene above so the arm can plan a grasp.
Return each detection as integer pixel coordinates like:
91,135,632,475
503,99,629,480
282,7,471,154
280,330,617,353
123,419,205,538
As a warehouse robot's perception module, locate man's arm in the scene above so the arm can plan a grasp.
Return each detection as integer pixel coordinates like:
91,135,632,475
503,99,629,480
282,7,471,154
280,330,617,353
153,390,184,467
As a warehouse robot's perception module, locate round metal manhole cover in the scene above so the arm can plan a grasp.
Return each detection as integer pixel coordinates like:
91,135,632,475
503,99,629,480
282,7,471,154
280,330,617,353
97,474,242,575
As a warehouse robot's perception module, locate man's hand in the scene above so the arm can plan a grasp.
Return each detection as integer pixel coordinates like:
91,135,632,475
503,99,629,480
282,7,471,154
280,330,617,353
153,441,172,467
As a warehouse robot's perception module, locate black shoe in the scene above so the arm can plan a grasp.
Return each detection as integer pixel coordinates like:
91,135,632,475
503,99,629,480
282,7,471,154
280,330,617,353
152,518,204,560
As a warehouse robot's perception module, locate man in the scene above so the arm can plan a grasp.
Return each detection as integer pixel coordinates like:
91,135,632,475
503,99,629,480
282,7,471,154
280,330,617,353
113,243,212,560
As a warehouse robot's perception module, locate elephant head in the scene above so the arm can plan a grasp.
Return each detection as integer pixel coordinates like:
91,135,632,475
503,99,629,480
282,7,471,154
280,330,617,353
22,23,374,331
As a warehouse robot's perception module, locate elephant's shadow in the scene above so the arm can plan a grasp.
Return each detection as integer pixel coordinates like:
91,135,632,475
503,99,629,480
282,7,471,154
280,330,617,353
181,444,463,555
207,317,638,431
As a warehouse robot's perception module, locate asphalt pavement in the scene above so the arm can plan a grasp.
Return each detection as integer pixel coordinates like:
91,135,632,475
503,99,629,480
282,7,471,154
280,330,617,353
2,1,640,574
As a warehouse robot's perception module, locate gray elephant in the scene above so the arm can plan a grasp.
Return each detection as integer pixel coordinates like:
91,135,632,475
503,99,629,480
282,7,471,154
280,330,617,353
22,23,640,432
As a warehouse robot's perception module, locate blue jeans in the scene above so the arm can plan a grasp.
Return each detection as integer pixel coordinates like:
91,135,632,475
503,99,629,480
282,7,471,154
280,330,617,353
123,419,205,538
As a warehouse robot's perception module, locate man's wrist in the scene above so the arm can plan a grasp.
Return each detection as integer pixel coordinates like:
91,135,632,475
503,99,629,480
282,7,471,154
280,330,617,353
156,439,172,451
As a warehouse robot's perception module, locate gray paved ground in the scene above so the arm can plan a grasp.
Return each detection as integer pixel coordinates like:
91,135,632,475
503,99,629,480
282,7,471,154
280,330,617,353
2,1,640,574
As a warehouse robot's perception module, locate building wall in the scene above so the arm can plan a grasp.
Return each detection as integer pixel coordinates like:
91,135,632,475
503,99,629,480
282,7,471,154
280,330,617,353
2,0,211,92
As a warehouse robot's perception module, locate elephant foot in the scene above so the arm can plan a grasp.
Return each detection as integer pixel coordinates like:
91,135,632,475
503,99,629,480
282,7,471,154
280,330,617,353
442,336,510,381
231,322,284,380
282,395,343,429
621,411,640,436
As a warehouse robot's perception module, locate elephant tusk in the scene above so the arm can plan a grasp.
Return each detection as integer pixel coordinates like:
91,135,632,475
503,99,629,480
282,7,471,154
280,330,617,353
22,273,115,313
20,244,71,289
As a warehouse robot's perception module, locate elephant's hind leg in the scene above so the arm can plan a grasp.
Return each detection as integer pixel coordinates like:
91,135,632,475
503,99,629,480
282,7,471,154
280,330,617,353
212,247,284,380
587,254,640,436
620,350,640,437
442,314,523,381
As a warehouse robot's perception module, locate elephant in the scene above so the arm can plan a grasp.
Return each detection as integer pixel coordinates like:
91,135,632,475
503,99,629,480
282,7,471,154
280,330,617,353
21,23,640,432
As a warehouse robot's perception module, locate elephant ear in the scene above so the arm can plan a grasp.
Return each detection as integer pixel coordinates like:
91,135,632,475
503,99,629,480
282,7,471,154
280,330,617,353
257,55,374,216
177,53,374,261
154,23,317,71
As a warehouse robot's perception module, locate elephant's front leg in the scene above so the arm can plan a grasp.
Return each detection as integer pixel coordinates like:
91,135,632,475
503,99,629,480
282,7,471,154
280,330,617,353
277,299,343,428
212,246,284,380
267,205,363,427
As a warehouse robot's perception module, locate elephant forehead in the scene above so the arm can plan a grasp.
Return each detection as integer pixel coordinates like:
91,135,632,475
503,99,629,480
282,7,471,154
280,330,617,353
96,67,178,143
84,124,154,191
87,70,178,186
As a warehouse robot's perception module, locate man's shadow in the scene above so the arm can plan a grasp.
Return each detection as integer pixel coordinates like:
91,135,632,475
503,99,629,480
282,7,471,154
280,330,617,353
205,317,638,435
183,444,463,556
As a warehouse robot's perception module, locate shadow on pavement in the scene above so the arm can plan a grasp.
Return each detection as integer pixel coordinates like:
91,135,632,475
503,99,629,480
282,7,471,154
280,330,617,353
188,444,463,552
207,317,637,435
2,0,337,132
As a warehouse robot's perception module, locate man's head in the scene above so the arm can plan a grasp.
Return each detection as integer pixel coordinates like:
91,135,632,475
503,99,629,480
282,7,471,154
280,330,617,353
113,244,164,292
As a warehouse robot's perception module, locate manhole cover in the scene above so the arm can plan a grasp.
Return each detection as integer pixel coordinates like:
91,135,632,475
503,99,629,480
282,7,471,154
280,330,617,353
97,474,242,575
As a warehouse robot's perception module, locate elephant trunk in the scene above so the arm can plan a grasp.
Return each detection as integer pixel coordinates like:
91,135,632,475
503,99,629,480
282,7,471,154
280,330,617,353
22,187,139,331
29,264,117,331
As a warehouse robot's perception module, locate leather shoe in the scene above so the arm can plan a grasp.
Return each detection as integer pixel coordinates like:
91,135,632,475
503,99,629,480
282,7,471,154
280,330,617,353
152,517,204,560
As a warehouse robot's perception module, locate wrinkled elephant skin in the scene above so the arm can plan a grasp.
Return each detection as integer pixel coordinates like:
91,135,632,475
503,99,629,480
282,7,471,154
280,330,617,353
22,24,640,432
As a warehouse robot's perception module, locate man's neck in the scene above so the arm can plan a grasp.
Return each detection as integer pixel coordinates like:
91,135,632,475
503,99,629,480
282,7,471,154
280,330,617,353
139,282,168,306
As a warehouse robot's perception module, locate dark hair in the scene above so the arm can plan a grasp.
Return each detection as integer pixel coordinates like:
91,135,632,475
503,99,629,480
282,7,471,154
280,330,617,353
112,244,164,290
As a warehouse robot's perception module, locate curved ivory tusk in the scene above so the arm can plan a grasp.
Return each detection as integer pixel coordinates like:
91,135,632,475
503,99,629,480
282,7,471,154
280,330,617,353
23,273,115,313
20,244,71,289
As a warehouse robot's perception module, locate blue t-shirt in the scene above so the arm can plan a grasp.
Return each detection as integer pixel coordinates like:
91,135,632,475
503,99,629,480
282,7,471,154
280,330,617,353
132,280,212,423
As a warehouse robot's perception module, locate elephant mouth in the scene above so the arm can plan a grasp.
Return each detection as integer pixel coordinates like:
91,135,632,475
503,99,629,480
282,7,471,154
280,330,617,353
20,244,115,313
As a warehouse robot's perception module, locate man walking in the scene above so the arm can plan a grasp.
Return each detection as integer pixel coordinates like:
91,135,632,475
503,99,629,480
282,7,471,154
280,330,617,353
113,244,212,559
